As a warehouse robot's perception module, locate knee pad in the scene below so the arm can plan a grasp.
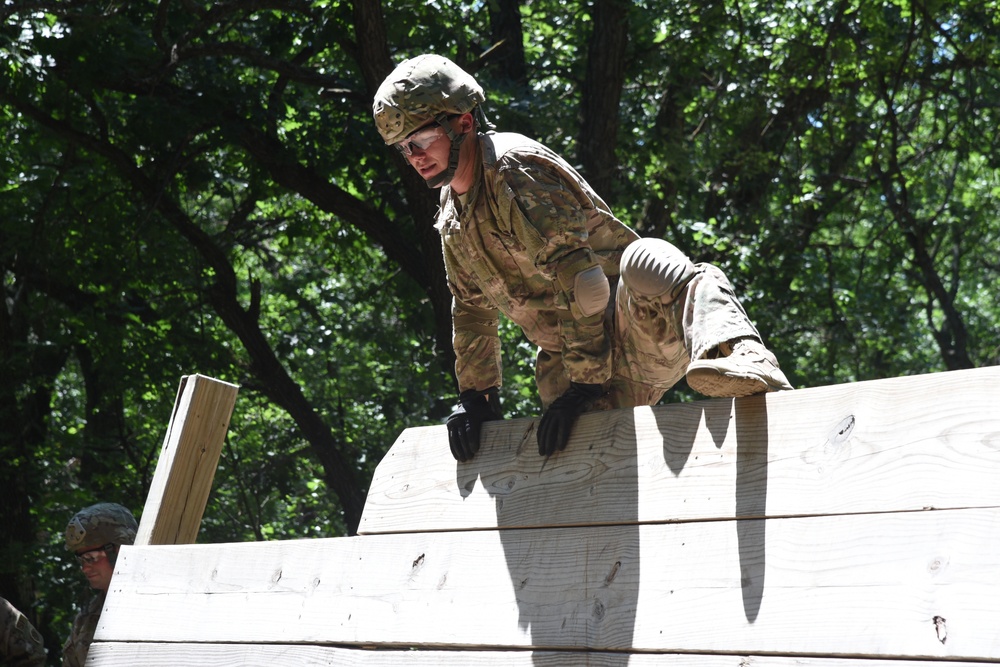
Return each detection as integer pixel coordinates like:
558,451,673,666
620,238,695,304
573,265,611,317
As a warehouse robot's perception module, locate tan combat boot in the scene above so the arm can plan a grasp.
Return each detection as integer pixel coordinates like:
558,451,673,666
685,338,794,398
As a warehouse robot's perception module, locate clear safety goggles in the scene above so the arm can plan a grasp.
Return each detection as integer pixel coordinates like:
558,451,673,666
395,125,445,156
75,543,115,565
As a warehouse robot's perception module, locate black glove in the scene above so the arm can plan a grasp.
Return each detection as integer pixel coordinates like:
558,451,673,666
446,387,503,462
537,382,604,456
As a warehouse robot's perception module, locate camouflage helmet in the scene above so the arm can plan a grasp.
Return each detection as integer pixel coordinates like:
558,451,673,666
65,502,138,552
373,54,486,145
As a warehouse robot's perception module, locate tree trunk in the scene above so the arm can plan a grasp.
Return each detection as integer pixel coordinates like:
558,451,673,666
578,0,630,199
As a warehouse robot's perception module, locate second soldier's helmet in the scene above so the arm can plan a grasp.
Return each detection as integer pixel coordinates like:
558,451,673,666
64,502,138,552
373,54,486,145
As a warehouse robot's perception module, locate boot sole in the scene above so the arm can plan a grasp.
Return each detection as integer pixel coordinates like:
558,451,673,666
686,367,772,398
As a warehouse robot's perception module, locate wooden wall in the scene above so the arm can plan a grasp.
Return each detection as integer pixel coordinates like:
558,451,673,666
88,367,1000,665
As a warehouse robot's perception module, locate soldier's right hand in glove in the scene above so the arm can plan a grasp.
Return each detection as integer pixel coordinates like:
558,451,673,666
446,387,504,462
537,382,604,456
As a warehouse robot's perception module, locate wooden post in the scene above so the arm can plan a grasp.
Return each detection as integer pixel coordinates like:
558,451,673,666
133,374,239,546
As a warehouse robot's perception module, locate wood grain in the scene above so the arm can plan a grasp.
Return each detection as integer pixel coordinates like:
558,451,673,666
360,367,1000,534
86,643,1000,667
98,508,1000,660
90,368,1000,666
134,374,239,546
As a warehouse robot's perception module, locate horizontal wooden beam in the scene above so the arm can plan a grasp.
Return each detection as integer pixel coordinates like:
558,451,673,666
360,367,1000,534
86,643,1000,667
99,507,1000,660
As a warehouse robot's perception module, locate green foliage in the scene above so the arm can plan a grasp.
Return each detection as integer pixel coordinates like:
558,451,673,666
2,1,999,663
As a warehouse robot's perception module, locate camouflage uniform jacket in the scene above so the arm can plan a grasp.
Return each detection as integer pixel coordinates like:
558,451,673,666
61,592,104,667
436,132,640,393
1,597,46,666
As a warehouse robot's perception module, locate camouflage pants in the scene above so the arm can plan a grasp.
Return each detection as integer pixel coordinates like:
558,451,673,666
535,262,761,409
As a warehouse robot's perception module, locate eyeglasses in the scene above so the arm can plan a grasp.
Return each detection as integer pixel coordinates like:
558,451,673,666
75,544,115,565
395,125,445,156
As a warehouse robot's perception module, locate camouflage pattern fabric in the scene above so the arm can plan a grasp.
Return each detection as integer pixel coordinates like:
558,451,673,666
0,597,46,666
598,262,762,409
65,502,137,552
61,593,104,667
437,131,763,409
373,54,485,145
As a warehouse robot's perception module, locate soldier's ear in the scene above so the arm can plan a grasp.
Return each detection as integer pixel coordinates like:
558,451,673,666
458,112,475,134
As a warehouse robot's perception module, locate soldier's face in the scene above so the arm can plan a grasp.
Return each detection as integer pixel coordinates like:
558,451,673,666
400,122,452,183
76,545,116,592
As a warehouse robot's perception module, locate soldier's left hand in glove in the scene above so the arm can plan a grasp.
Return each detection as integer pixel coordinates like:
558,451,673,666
447,387,504,462
537,382,604,456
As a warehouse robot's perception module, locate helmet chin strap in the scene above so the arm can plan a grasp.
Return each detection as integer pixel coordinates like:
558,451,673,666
425,112,468,189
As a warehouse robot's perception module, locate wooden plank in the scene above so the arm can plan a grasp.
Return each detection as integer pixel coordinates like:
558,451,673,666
360,367,1000,534
97,507,1000,661
134,374,239,546
86,643,1000,666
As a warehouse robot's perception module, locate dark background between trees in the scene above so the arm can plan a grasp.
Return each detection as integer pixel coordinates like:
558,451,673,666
2,0,998,661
